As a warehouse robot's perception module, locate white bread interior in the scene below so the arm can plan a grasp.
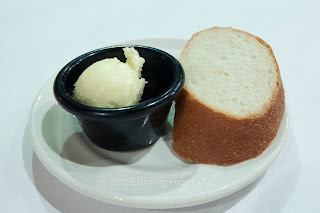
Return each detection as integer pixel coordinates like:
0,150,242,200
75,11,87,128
173,27,285,166
180,27,279,119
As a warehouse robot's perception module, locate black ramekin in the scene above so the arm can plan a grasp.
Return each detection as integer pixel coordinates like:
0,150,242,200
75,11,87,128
54,45,184,151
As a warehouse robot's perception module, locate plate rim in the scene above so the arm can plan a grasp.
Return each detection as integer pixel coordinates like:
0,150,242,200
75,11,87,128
28,38,289,209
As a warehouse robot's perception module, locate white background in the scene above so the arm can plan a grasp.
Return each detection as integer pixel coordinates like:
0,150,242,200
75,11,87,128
1,0,319,212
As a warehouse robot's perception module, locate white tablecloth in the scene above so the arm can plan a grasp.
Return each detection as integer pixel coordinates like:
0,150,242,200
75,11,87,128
1,0,319,212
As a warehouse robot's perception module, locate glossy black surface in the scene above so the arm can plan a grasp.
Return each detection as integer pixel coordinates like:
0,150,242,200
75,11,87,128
54,45,184,151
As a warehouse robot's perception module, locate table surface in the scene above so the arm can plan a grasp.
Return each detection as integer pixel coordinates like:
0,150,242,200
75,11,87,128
1,0,319,212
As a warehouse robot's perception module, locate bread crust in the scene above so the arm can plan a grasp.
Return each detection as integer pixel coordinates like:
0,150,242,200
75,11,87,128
173,27,285,166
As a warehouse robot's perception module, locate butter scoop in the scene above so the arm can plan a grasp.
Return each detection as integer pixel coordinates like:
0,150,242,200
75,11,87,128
74,47,146,108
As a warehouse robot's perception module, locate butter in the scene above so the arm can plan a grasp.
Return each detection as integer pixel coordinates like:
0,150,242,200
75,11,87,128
74,47,146,108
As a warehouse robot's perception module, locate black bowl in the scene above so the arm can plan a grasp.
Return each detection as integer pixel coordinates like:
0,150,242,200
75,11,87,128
54,45,184,151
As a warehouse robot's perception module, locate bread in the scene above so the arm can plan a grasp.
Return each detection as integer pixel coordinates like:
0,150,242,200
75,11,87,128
172,27,285,166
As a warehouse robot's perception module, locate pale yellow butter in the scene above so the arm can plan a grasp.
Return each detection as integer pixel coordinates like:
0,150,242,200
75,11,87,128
74,47,146,108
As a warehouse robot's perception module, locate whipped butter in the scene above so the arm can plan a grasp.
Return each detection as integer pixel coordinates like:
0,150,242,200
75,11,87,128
74,47,146,108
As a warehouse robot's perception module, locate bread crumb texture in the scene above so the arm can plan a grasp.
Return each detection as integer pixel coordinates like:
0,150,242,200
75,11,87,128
180,27,280,118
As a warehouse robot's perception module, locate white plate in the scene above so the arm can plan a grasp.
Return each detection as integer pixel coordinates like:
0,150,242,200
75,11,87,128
29,39,289,209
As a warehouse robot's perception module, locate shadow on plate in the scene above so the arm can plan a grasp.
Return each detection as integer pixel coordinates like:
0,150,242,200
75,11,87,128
22,126,35,185
60,131,154,166
41,104,152,167
161,121,196,165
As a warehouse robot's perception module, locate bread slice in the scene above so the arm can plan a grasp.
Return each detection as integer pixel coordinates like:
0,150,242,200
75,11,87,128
173,27,285,166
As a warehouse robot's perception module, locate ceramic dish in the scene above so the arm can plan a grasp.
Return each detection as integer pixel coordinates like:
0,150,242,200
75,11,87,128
29,39,289,209
54,45,184,151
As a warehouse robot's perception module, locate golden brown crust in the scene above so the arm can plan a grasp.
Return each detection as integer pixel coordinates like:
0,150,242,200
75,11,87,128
173,27,285,166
